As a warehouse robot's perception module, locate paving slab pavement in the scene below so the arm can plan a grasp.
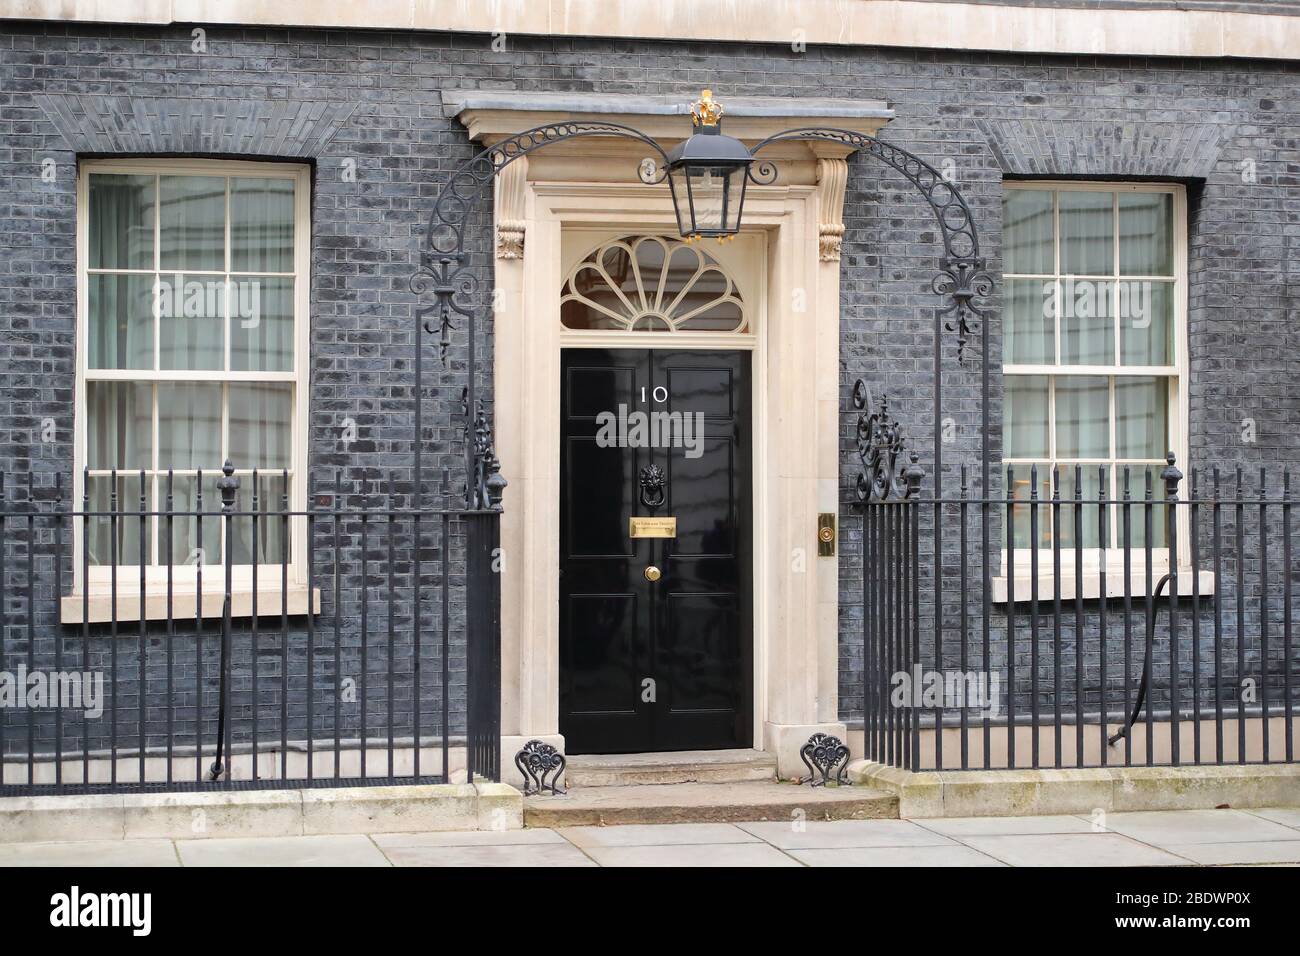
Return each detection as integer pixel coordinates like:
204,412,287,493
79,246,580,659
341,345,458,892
1094,809,1300,846
175,834,391,867
958,832,1191,867
580,842,801,867
559,822,760,848
1160,839,1300,865
788,844,1005,867
1244,807,1300,830
370,827,569,848
736,818,956,849
4,808,1300,867
0,839,180,867
382,841,596,867
913,814,1100,837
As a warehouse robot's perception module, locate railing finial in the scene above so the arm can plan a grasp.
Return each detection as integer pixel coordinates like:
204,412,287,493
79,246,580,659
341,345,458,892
1160,450,1182,499
904,453,925,499
217,459,240,512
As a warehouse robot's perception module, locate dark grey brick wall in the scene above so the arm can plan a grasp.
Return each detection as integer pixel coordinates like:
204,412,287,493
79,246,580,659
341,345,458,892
1,21,1297,761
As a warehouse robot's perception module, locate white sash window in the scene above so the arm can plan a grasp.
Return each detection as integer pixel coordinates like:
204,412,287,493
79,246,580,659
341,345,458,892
1000,182,1191,592
73,159,310,606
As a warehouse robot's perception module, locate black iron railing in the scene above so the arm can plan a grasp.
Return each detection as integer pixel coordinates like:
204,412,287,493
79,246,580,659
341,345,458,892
857,452,1298,771
0,462,501,796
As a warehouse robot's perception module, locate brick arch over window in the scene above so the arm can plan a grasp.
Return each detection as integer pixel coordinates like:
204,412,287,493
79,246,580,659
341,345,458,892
976,119,1229,179
33,94,361,157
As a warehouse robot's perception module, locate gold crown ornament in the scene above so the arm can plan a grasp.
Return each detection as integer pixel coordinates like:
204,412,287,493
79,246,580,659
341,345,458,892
690,90,724,127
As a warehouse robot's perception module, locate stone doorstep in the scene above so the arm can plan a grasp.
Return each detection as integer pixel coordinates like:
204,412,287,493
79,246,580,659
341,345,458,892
848,760,1300,818
0,782,523,844
523,781,899,827
564,749,778,787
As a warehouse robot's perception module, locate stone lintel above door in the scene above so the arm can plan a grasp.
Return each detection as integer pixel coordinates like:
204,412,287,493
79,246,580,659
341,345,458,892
444,91,892,140
444,90,893,174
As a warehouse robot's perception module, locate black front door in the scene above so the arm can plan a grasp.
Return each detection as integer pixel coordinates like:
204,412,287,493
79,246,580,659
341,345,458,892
560,348,752,754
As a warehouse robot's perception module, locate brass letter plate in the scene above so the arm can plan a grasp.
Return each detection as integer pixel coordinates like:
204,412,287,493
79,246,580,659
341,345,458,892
629,516,677,538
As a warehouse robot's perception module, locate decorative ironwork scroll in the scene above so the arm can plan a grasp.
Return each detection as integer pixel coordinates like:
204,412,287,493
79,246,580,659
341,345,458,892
514,739,567,796
750,128,994,363
853,380,917,503
412,122,670,359
410,123,671,508
800,733,851,786
463,388,507,511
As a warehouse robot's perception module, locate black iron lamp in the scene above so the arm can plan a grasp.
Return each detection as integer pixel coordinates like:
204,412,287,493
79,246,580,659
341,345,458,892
664,91,756,242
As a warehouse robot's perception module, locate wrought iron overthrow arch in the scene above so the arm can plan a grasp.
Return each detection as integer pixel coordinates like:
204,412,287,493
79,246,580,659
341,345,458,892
750,127,995,498
410,120,996,509
409,123,670,509
414,123,670,353
750,128,993,364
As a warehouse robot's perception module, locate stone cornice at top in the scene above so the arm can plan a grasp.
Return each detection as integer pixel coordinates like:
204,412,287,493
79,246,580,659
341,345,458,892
443,91,896,150
3,0,1300,60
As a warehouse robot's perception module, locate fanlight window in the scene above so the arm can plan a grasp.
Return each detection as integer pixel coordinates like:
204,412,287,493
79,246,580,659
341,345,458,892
561,235,747,333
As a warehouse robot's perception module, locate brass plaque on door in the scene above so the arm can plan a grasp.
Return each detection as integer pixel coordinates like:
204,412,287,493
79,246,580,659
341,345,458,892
629,516,677,538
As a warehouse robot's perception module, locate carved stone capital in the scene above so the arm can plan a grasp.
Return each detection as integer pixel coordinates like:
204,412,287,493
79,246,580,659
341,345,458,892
497,219,525,259
494,156,528,259
819,222,845,262
815,156,848,262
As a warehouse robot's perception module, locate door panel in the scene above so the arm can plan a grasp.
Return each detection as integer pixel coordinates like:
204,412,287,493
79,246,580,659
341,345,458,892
565,437,633,557
664,593,740,711
560,348,752,754
566,593,640,715
668,434,736,557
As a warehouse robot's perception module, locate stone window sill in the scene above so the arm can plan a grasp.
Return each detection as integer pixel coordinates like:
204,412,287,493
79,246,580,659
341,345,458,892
60,586,321,625
991,569,1215,604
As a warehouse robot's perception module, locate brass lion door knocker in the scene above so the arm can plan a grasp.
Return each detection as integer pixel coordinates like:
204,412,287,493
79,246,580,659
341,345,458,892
639,463,666,510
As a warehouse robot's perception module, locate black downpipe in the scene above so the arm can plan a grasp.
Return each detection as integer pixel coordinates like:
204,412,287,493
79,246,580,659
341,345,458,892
210,462,240,782
1109,572,1172,746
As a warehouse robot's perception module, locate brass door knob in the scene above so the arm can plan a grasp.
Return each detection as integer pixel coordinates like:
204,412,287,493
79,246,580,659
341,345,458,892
644,565,662,582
